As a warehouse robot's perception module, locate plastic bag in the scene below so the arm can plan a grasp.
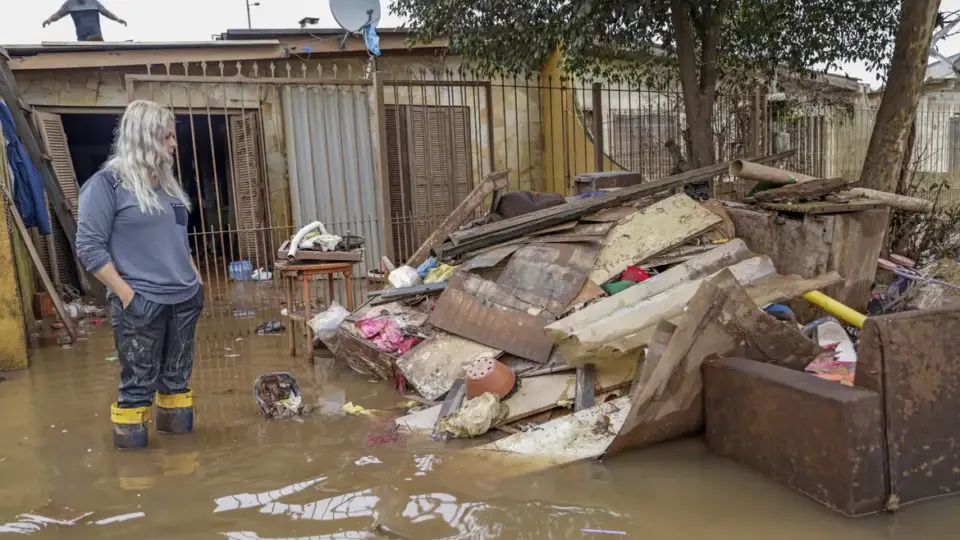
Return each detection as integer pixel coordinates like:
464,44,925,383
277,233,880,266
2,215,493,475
437,392,509,438
423,263,456,284
388,266,422,289
308,302,351,351
416,257,439,278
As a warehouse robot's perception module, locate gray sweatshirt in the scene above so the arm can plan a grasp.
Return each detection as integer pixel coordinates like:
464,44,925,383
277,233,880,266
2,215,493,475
76,170,199,305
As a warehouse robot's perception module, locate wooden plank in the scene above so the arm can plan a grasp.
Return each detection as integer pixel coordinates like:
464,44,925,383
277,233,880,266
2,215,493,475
0,55,107,302
396,332,500,401
589,194,723,286
757,199,889,215
604,269,823,457
368,282,448,298
428,286,555,363
1,188,75,342
441,150,796,255
497,242,600,317
397,365,635,431
408,169,511,267
431,379,466,441
581,206,638,223
575,364,597,412
753,177,857,203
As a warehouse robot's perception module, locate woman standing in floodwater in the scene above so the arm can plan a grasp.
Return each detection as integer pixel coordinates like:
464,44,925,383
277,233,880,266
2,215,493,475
76,100,203,450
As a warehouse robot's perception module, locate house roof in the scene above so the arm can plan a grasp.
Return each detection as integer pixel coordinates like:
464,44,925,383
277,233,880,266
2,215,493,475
219,28,412,40
1,40,281,55
926,52,960,81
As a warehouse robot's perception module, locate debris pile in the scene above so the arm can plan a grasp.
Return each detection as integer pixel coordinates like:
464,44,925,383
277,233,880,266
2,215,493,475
329,156,889,446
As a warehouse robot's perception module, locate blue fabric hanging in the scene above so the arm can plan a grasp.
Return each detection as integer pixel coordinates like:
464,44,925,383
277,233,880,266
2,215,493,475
363,24,381,57
0,101,51,235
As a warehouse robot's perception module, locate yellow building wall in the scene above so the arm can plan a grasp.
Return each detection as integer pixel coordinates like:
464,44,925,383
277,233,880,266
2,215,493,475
539,51,624,195
0,130,32,370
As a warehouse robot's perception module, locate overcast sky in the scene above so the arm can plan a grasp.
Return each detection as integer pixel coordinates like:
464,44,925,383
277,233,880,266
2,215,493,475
5,0,960,88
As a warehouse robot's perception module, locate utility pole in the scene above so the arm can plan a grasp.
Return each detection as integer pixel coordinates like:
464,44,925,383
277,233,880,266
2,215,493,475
246,0,261,29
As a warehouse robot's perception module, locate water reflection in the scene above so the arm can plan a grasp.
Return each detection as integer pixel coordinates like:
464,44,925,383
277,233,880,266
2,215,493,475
215,477,328,513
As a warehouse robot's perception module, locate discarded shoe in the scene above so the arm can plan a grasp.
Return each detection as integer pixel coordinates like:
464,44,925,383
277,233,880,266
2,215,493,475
156,391,195,434
111,404,150,449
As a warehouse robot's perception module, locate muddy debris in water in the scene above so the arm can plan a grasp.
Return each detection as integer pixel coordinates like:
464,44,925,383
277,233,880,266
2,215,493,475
255,321,285,335
254,372,304,420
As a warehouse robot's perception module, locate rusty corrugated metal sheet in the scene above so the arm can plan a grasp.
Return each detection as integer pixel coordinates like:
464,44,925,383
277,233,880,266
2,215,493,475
428,273,555,363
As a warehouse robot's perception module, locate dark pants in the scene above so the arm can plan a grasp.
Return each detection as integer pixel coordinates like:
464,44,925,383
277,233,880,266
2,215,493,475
112,288,204,408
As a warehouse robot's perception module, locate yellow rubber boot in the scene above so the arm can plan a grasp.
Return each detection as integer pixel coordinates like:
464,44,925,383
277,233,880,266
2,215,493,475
156,391,194,434
111,404,151,450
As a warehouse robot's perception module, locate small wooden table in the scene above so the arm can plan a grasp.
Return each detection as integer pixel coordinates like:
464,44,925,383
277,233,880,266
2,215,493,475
276,261,355,361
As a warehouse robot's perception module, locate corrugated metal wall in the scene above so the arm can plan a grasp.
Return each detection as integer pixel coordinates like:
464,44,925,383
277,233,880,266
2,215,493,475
282,84,384,277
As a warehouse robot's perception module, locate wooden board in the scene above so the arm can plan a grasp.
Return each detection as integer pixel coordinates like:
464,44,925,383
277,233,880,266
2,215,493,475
581,206,638,223
396,366,635,431
753,177,857,203
428,287,554,363
757,199,889,215
588,194,723,286
604,269,823,457
396,332,500,401
497,242,600,317
410,170,511,266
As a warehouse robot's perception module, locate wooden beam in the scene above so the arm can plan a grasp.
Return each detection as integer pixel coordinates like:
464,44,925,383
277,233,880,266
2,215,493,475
441,150,796,257
369,72,396,267
1,188,76,343
407,170,511,267
592,82,604,173
0,54,107,302
575,363,597,412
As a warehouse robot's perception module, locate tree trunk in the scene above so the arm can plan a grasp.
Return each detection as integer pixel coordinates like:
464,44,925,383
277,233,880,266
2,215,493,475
859,0,941,192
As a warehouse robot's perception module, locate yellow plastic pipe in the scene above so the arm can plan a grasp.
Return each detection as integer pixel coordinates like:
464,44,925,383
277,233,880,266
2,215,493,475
802,291,867,328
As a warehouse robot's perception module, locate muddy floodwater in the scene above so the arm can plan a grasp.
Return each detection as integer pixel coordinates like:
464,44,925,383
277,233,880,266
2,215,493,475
2,322,960,539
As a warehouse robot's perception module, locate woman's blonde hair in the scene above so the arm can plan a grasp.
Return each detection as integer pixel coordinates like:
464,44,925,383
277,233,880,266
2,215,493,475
104,100,192,214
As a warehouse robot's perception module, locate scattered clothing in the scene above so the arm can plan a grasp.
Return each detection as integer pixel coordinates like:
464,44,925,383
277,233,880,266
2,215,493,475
0,101,50,234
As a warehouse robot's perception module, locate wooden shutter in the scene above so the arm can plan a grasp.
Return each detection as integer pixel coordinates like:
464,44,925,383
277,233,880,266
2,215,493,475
384,104,410,263
229,112,267,266
34,111,80,292
450,107,473,203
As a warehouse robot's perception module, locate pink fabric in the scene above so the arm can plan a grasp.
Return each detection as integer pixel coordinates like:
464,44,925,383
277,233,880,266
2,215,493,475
398,336,422,355
371,321,404,353
356,317,387,339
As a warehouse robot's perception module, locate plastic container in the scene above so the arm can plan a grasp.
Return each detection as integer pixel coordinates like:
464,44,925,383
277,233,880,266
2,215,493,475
229,261,253,281
465,358,516,399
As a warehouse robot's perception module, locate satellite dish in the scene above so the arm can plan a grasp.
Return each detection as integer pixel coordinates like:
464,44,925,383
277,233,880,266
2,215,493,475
330,0,381,33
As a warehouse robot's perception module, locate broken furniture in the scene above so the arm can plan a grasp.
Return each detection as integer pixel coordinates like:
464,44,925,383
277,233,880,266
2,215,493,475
277,240,362,263
704,307,960,516
276,261,355,361
726,204,889,319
